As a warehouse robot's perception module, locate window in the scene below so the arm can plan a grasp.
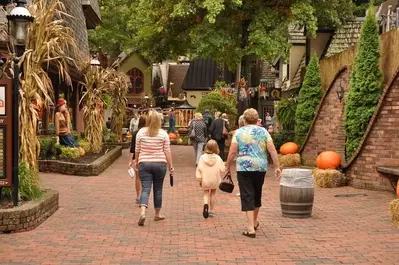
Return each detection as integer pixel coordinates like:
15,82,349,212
128,68,144,94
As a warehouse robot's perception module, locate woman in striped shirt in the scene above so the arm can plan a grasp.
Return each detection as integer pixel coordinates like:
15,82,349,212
135,110,174,226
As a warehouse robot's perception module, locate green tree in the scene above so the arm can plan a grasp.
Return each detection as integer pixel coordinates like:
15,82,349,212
276,97,298,130
344,5,382,158
91,0,354,69
197,89,237,121
88,0,135,57
295,53,323,145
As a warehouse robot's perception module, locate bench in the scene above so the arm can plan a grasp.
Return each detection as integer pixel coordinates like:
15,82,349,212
377,166,399,192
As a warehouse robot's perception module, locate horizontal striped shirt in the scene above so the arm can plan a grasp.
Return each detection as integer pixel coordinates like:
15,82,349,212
135,128,171,164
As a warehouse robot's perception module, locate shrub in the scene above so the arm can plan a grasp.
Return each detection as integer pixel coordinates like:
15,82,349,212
344,4,382,158
108,132,117,143
197,88,237,121
18,161,42,200
71,130,79,140
59,146,80,160
271,131,295,153
39,137,57,160
295,53,323,146
276,97,298,130
78,140,90,153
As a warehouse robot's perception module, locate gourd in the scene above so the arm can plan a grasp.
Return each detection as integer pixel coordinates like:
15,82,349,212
168,133,177,140
280,142,299,155
316,151,342,169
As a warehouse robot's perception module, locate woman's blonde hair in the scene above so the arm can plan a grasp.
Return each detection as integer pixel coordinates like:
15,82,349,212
194,112,203,120
243,108,259,125
215,112,221,119
146,110,162,137
204,140,220,155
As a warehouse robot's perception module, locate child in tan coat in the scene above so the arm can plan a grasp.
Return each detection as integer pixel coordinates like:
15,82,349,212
196,140,226,218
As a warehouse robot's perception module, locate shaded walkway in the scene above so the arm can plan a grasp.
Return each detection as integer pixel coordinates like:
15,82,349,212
1,146,399,264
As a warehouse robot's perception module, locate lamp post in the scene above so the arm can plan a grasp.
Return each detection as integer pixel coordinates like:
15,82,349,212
7,0,34,206
90,53,101,68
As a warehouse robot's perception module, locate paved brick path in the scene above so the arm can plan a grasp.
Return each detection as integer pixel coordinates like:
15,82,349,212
1,146,399,265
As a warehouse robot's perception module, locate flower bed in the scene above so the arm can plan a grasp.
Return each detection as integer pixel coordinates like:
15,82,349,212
0,189,59,233
39,146,122,176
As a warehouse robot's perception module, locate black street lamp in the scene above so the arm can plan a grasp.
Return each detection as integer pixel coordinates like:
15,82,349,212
7,0,34,206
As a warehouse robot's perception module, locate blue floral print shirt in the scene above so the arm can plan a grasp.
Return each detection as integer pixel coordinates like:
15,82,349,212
232,125,272,172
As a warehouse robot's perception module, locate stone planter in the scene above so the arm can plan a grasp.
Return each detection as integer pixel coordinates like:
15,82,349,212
0,189,59,233
39,146,122,176
106,142,130,149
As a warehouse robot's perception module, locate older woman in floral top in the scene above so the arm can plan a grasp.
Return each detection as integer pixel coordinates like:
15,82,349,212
226,108,281,238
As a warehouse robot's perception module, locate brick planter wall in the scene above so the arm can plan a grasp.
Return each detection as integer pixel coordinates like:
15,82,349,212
301,68,349,166
0,189,59,233
39,146,122,176
344,72,399,191
107,142,130,149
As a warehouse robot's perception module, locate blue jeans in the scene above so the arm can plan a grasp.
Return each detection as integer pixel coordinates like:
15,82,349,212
138,162,167,209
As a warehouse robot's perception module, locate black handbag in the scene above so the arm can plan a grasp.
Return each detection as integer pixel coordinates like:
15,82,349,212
219,172,234,193
170,173,174,187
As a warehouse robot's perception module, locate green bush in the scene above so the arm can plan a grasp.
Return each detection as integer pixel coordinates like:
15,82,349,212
344,4,382,159
276,97,298,130
18,161,42,200
197,89,237,121
271,131,295,153
1,162,43,201
295,53,323,146
108,132,117,143
180,136,190,145
39,137,57,160
78,140,90,153
59,146,80,160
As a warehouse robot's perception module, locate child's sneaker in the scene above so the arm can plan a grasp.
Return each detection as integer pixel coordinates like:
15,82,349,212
203,204,209,219
208,212,215,217
236,192,240,197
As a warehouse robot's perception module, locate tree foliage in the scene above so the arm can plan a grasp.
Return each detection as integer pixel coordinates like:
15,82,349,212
197,87,237,120
344,5,382,158
91,0,354,68
295,53,323,146
276,97,298,130
88,0,135,57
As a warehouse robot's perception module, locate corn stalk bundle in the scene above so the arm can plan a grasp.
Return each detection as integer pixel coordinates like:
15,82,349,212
80,66,115,153
109,70,130,142
19,0,77,168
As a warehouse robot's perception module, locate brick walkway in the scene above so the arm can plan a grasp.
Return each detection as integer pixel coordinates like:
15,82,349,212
1,146,399,265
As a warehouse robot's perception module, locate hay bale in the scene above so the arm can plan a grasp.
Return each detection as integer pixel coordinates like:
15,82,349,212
279,154,301,168
390,199,399,228
312,168,346,188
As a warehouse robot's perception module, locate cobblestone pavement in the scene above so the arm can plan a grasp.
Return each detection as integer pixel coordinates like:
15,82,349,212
1,146,399,265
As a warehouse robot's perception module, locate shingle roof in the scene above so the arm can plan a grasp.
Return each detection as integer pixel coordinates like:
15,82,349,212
168,64,189,97
324,20,363,58
289,24,305,44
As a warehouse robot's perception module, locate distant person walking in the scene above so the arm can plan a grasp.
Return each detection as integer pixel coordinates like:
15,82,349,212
226,108,281,238
129,115,147,204
135,111,174,226
189,112,208,166
129,114,139,133
196,140,225,219
168,108,176,134
209,112,229,161
202,109,213,138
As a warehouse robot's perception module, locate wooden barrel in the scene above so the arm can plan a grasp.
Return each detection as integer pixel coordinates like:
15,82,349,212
280,168,314,218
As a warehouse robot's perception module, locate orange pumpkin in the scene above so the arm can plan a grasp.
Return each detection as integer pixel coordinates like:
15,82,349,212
78,147,85,157
169,133,177,140
280,142,299,155
316,151,342,169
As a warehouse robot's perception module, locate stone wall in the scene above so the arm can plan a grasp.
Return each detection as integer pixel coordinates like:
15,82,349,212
345,71,399,191
39,146,122,176
301,68,349,165
0,190,59,233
